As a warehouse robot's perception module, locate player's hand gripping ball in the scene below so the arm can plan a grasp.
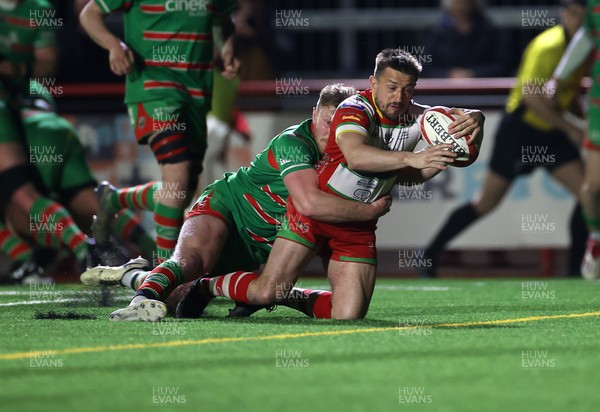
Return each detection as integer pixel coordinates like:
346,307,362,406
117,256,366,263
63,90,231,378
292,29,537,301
420,106,479,167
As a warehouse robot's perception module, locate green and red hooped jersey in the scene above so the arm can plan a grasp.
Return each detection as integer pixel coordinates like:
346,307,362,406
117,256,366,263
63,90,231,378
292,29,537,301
94,0,236,104
584,0,600,147
226,119,320,244
0,0,56,92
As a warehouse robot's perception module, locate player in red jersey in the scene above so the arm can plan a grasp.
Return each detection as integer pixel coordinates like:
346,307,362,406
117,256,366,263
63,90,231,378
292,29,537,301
179,48,484,320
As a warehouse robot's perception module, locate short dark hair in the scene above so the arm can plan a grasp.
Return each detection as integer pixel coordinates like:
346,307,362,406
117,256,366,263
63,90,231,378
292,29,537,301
374,48,422,80
560,0,586,7
316,83,358,108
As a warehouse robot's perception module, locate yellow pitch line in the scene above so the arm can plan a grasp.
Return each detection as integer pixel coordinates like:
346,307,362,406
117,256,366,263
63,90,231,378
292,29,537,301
2,311,599,361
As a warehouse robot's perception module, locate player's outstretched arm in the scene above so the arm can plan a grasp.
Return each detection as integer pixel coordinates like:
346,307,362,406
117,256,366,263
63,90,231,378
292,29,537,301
283,168,391,222
339,132,456,173
79,1,134,76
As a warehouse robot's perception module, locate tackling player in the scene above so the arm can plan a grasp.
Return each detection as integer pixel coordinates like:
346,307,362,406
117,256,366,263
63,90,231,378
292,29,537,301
79,0,240,264
177,48,484,320
81,84,393,321
422,0,589,278
551,0,600,278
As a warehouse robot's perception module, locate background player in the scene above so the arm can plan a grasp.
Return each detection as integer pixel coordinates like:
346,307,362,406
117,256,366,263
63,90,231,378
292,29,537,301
178,48,485,320
422,0,589,278
550,0,600,278
2,100,155,282
79,0,240,264
0,0,115,271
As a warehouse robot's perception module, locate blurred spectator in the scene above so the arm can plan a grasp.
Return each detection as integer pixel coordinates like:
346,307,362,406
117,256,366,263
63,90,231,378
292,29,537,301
234,0,282,80
423,0,511,78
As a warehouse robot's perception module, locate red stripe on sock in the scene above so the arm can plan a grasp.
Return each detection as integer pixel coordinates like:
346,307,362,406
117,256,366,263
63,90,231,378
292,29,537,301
312,292,332,319
156,237,177,249
227,272,245,299
152,266,178,284
119,191,129,209
231,272,258,303
215,276,226,297
131,188,143,209
9,243,30,259
41,203,61,219
139,280,163,296
44,231,53,248
0,228,11,245
155,214,182,227
68,232,87,250
141,183,154,209
121,217,138,239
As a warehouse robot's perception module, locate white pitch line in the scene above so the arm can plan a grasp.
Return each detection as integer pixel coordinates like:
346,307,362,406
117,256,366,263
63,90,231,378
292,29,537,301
375,285,451,291
0,296,130,307
0,289,129,296
265,284,452,292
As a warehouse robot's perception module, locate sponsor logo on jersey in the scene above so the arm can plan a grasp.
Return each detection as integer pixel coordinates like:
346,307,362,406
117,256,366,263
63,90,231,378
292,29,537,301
339,101,365,111
164,0,210,15
353,189,372,201
357,178,377,189
138,115,147,130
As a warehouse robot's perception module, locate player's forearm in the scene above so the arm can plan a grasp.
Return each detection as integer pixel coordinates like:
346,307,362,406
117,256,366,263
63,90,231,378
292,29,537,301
296,190,379,223
553,27,594,82
396,167,441,186
79,2,121,52
344,144,411,173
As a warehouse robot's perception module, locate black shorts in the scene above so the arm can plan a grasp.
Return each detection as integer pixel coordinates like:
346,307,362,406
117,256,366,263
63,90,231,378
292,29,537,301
489,106,581,181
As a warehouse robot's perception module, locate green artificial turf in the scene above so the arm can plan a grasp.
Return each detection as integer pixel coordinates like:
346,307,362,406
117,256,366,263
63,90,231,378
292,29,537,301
1,279,599,412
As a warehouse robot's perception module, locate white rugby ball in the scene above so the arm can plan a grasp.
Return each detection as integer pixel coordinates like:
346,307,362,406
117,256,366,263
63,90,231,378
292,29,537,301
419,106,478,168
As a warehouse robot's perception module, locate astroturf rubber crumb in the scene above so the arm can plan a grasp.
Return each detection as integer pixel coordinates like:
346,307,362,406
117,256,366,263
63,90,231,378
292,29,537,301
34,311,97,320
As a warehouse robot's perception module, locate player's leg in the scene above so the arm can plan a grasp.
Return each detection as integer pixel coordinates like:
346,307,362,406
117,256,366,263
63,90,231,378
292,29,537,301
92,180,159,246
153,160,193,263
580,148,600,279
0,219,33,263
148,99,206,263
65,187,98,234
327,260,376,320
179,201,322,317
423,169,512,277
112,209,156,260
108,214,229,321
549,159,587,277
0,149,90,265
187,237,316,317
106,180,235,321
14,191,89,260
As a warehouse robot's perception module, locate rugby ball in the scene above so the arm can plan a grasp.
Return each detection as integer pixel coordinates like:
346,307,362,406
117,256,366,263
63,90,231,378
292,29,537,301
419,106,478,168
